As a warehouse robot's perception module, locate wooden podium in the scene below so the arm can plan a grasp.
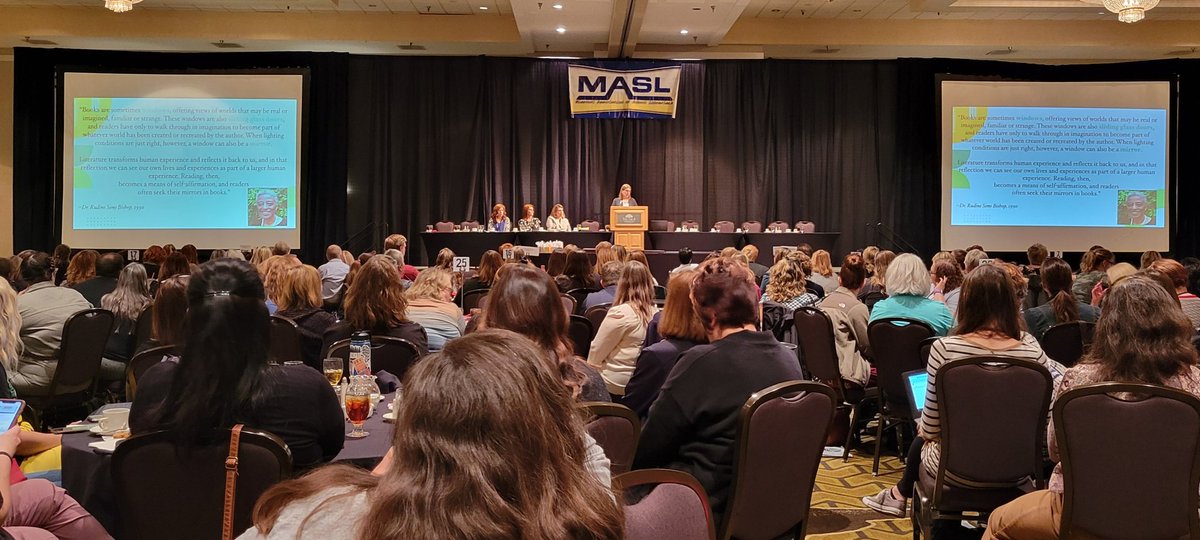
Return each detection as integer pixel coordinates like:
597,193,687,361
610,206,648,251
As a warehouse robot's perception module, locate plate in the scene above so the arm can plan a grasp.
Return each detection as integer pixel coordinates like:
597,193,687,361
90,425,124,436
382,412,395,422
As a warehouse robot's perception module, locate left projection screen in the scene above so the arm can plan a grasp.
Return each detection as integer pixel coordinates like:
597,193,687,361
61,71,305,249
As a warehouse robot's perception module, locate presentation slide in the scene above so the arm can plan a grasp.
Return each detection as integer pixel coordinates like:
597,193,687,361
940,81,1171,252
61,72,304,249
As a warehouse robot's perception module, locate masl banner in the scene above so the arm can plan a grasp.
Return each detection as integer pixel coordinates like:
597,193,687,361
568,63,682,119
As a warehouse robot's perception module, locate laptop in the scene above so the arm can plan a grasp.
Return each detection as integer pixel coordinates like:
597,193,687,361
902,369,929,419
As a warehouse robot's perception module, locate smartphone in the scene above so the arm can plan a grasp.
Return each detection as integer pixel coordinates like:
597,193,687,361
0,400,25,430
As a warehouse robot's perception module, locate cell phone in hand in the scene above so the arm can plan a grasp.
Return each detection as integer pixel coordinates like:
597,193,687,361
0,400,25,430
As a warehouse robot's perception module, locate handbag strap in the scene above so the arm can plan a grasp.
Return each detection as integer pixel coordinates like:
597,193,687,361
222,424,244,540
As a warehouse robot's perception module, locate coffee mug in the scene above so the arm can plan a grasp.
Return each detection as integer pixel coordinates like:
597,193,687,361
99,407,130,432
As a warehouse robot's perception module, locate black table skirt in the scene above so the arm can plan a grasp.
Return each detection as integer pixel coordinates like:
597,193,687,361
647,232,744,252
419,231,616,266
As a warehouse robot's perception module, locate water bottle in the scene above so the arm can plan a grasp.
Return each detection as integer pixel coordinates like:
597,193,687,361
349,331,372,377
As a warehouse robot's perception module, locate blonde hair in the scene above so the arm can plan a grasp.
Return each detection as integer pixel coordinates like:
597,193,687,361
259,255,301,300
274,265,322,312
812,250,834,277
0,280,22,373
615,261,656,323
101,263,151,322
765,259,807,303
249,246,273,268
406,269,453,302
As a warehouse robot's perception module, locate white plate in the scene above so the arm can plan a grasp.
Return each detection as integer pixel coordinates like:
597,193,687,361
90,425,125,436
382,412,395,421
88,437,122,454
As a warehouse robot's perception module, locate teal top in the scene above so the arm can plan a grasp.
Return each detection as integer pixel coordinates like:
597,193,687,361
868,294,955,336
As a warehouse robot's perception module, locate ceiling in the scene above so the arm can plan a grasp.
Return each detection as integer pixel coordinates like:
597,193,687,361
0,0,1198,61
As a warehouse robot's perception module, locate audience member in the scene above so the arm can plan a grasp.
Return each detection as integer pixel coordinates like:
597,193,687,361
985,276,1200,538
462,250,502,295
951,248,967,270
670,247,697,274
243,330,623,540
51,244,71,286
761,256,820,310
612,245,629,263
434,248,455,271
13,253,92,396
480,264,607,401
628,250,658,287
868,253,954,336
818,254,872,386
131,259,343,471
403,269,465,352
157,252,191,282
863,264,1064,518
323,257,429,355
317,244,350,304
858,250,895,300
62,250,99,288
928,260,964,316
248,246,272,268
1023,258,1100,343
0,423,111,538
274,265,339,369
1072,247,1114,303
1023,243,1049,309
101,262,152,363
623,270,707,418
862,246,879,277
0,258,13,290
380,249,412,289
634,258,804,519
588,261,658,398
1140,249,1162,269
742,245,769,282
583,261,623,311
593,242,617,272
142,245,166,279
809,249,840,294
270,241,290,257
963,248,989,273
259,255,302,315
545,250,568,277
208,249,226,262
383,234,419,281
1147,259,1200,329
72,252,123,308
140,275,189,356
555,251,598,293
223,248,246,261
797,242,814,257
179,244,200,265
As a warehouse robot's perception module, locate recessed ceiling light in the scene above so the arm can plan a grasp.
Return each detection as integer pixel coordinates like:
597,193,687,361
552,3,563,8
556,26,566,33
479,5,488,9
680,29,689,34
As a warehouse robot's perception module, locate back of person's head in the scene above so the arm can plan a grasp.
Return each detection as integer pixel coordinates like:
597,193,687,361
1086,276,1198,385
161,259,269,448
159,252,191,281
766,258,807,303
338,250,354,265
345,256,409,331
406,268,453,302
382,249,405,269
96,252,125,279
951,249,967,270
719,246,740,259
249,246,272,268
966,244,984,252
102,263,150,322
742,244,759,263
274,265,322,312
143,245,167,265
259,255,301,298
678,247,693,265
963,249,989,272
593,242,616,269
325,245,343,261
838,254,867,290
1106,262,1137,288
562,251,595,285
52,244,71,265
251,330,623,539
997,261,1029,303
789,250,813,276
153,276,190,347
658,270,707,343
477,250,504,284
1140,250,1162,269
384,234,407,252
615,261,655,322
691,258,758,332
599,261,624,286
66,249,99,284
271,241,290,256
628,250,650,271
931,260,963,292
180,244,199,265
883,253,928,296
872,250,896,286
20,252,53,284
208,250,226,262
1138,269,1179,305
954,263,1022,340
546,251,568,277
796,243,813,257
435,248,455,269
1040,258,1078,324
1149,259,1187,292
931,251,953,265
223,249,246,261
1026,244,1049,266
612,245,629,262
811,250,833,277
0,279,21,374
1084,247,1115,273
163,243,176,255
862,246,879,267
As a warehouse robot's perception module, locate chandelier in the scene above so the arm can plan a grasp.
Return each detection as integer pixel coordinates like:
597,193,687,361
1100,0,1158,23
104,0,142,13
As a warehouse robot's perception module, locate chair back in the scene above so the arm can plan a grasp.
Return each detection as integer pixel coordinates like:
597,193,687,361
461,288,489,312
794,221,816,233
52,308,116,393
566,287,600,315
712,220,736,233
792,307,846,402
720,380,835,540
767,221,790,232
460,220,480,229
1056,382,1200,540
860,290,888,312
568,315,594,358
867,318,934,420
434,221,455,232
581,402,641,475
654,285,667,300
268,315,303,365
649,219,672,232
560,294,577,315
616,469,716,540
326,337,421,379
580,220,601,232
112,428,292,540
132,305,155,352
1041,321,1095,367
741,221,762,233
585,303,612,337
681,220,700,229
918,336,937,367
932,357,1052,506
126,345,177,401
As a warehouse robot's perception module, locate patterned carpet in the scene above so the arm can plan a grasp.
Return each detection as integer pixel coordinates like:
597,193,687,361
807,450,913,539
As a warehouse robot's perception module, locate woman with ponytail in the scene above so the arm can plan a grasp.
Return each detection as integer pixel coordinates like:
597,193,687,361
1022,257,1100,343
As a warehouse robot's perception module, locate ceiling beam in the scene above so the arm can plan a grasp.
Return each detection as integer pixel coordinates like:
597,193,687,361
606,0,649,58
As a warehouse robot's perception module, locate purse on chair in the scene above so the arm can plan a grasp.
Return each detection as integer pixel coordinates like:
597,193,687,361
222,424,245,540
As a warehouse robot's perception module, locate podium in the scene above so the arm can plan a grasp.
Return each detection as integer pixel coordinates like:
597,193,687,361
610,206,648,251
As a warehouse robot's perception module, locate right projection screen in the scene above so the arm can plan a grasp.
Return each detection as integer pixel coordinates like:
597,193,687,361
940,80,1172,252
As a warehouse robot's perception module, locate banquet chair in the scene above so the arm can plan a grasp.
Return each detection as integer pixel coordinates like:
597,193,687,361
566,287,600,315
132,305,155,354
1041,321,1095,367
126,345,178,401
792,307,870,459
911,357,1053,539
585,303,612,338
681,220,700,230
460,220,480,229
325,336,423,380
26,308,115,428
580,402,641,475
1055,382,1200,540
712,221,736,233
569,315,594,358
579,220,601,232
767,221,790,232
865,317,935,475
654,285,667,300
560,294,577,315
718,380,835,540
615,469,716,540
741,221,763,233
113,428,292,540
268,315,303,365
794,221,816,233
649,219,672,232
434,221,455,232
461,288,489,312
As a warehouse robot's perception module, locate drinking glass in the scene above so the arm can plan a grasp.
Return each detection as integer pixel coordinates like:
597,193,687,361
323,358,343,386
345,379,371,438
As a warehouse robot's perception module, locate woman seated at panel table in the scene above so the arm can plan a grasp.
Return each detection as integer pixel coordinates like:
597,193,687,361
487,203,512,232
545,203,571,231
516,204,542,232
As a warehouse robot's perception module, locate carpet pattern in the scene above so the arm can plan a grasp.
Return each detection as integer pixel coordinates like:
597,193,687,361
808,452,912,539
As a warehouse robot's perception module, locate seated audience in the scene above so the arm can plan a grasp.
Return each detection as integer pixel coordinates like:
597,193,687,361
583,261,623,311
1140,249,1162,269
223,248,246,261
634,258,804,519
671,247,698,274
433,248,455,271
270,242,289,257
963,248,989,273
761,256,820,310
545,250,568,277
622,269,707,418
1148,258,1200,330
316,244,350,304
1087,261,1136,308
180,244,200,265
1023,258,1100,342
741,245,769,282
71,252,123,308
809,249,840,294
242,330,623,540
157,252,191,282
1072,247,1114,304
593,242,617,273
383,234,419,282
100,262,152,363
818,254,872,387
628,250,658,287
380,250,413,289
863,246,880,277
545,203,572,231
131,259,344,471
928,260,964,316
248,246,272,268
138,275,188,356
858,249,895,301
461,250,502,295
322,257,428,355
985,276,1200,538
868,253,954,336
13,253,92,396
403,269,465,352
480,264,607,401
258,255,301,315
50,244,71,286
864,264,1064,518
61,250,99,288
141,245,165,279
0,425,111,539
0,258,14,290
273,265,339,369
588,261,658,397
555,251,598,293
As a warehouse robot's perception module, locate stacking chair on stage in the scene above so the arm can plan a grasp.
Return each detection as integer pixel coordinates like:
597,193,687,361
460,220,480,229
741,221,762,233
712,221,736,233
579,220,601,231
649,220,673,232
681,220,700,230
767,221,790,232
795,221,816,233
434,221,455,232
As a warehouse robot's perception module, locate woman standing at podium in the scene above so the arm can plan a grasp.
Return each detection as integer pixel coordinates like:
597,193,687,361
611,184,638,207
487,203,511,232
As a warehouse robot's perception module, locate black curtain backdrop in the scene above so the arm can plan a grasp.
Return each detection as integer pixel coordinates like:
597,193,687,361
12,49,1200,265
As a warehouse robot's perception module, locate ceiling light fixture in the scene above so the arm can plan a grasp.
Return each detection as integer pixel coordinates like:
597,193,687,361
1090,0,1158,23
104,0,141,12
479,5,488,9
552,3,563,8
680,29,689,34
556,26,566,33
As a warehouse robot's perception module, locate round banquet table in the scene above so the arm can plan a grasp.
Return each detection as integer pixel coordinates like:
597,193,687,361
62,395,397,536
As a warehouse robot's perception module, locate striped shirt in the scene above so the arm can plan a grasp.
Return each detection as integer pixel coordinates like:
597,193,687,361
919,332,1065,486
